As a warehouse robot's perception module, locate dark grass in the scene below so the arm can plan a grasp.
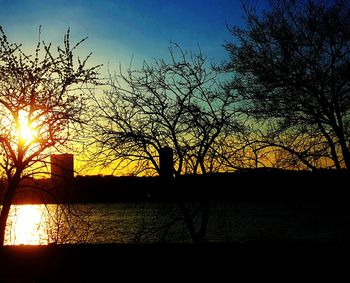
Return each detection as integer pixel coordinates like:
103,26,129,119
0,242,349,282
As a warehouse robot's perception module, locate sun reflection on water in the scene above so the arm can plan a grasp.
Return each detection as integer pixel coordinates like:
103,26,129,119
5,205,49,245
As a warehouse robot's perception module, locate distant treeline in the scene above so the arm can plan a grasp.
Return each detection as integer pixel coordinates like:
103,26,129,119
0,169,348,204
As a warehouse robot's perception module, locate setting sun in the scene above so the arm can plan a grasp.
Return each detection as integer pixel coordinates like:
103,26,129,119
19,123,34,142
18,110,36,144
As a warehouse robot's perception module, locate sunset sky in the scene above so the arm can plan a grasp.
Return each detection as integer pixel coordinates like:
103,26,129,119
0,0,250,72
0,0,253,174
0,0,264,175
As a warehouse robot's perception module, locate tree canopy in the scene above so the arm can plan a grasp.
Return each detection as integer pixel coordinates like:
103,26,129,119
90,44,242,176
224,0,350,170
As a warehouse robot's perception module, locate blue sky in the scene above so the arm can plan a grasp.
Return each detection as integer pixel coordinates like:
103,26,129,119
0,0,247,72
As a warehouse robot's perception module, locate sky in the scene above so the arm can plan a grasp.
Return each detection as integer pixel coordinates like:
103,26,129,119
0,0,251,175
0,0,247,72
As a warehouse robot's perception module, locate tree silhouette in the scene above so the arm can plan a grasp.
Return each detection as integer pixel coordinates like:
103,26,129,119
0,27,99,245
224,0,350,170
90,44,241,176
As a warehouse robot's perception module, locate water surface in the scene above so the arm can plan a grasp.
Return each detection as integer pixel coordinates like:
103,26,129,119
3,201,350,245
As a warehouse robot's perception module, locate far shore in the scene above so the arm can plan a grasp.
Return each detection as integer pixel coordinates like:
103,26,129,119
1,169,349,204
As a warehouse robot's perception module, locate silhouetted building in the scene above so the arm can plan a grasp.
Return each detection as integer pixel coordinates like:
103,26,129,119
159,147,174,180
51,154,74,184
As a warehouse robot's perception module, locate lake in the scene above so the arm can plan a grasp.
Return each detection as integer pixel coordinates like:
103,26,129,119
3,200,350,245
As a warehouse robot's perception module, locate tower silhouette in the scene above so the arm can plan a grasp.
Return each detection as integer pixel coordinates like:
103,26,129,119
159,147,173,180
51,154,74,184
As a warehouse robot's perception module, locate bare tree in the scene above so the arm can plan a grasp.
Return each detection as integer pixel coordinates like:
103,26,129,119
0,26,100,245
89,44,241,176
88,44,242,243
223,0,350,170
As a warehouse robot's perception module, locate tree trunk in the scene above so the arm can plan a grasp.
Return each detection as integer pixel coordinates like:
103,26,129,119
317,122,341,170
328,139,342,170
0,199,12,246
339,138,350,170
179,201,209,244
179,202,201,243
199,159,207,175
0,173,21,246
197,201,210,242
334,127,350,170
161,162,210,243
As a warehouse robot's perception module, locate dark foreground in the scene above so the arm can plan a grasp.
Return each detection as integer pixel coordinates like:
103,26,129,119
0,242,349,282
